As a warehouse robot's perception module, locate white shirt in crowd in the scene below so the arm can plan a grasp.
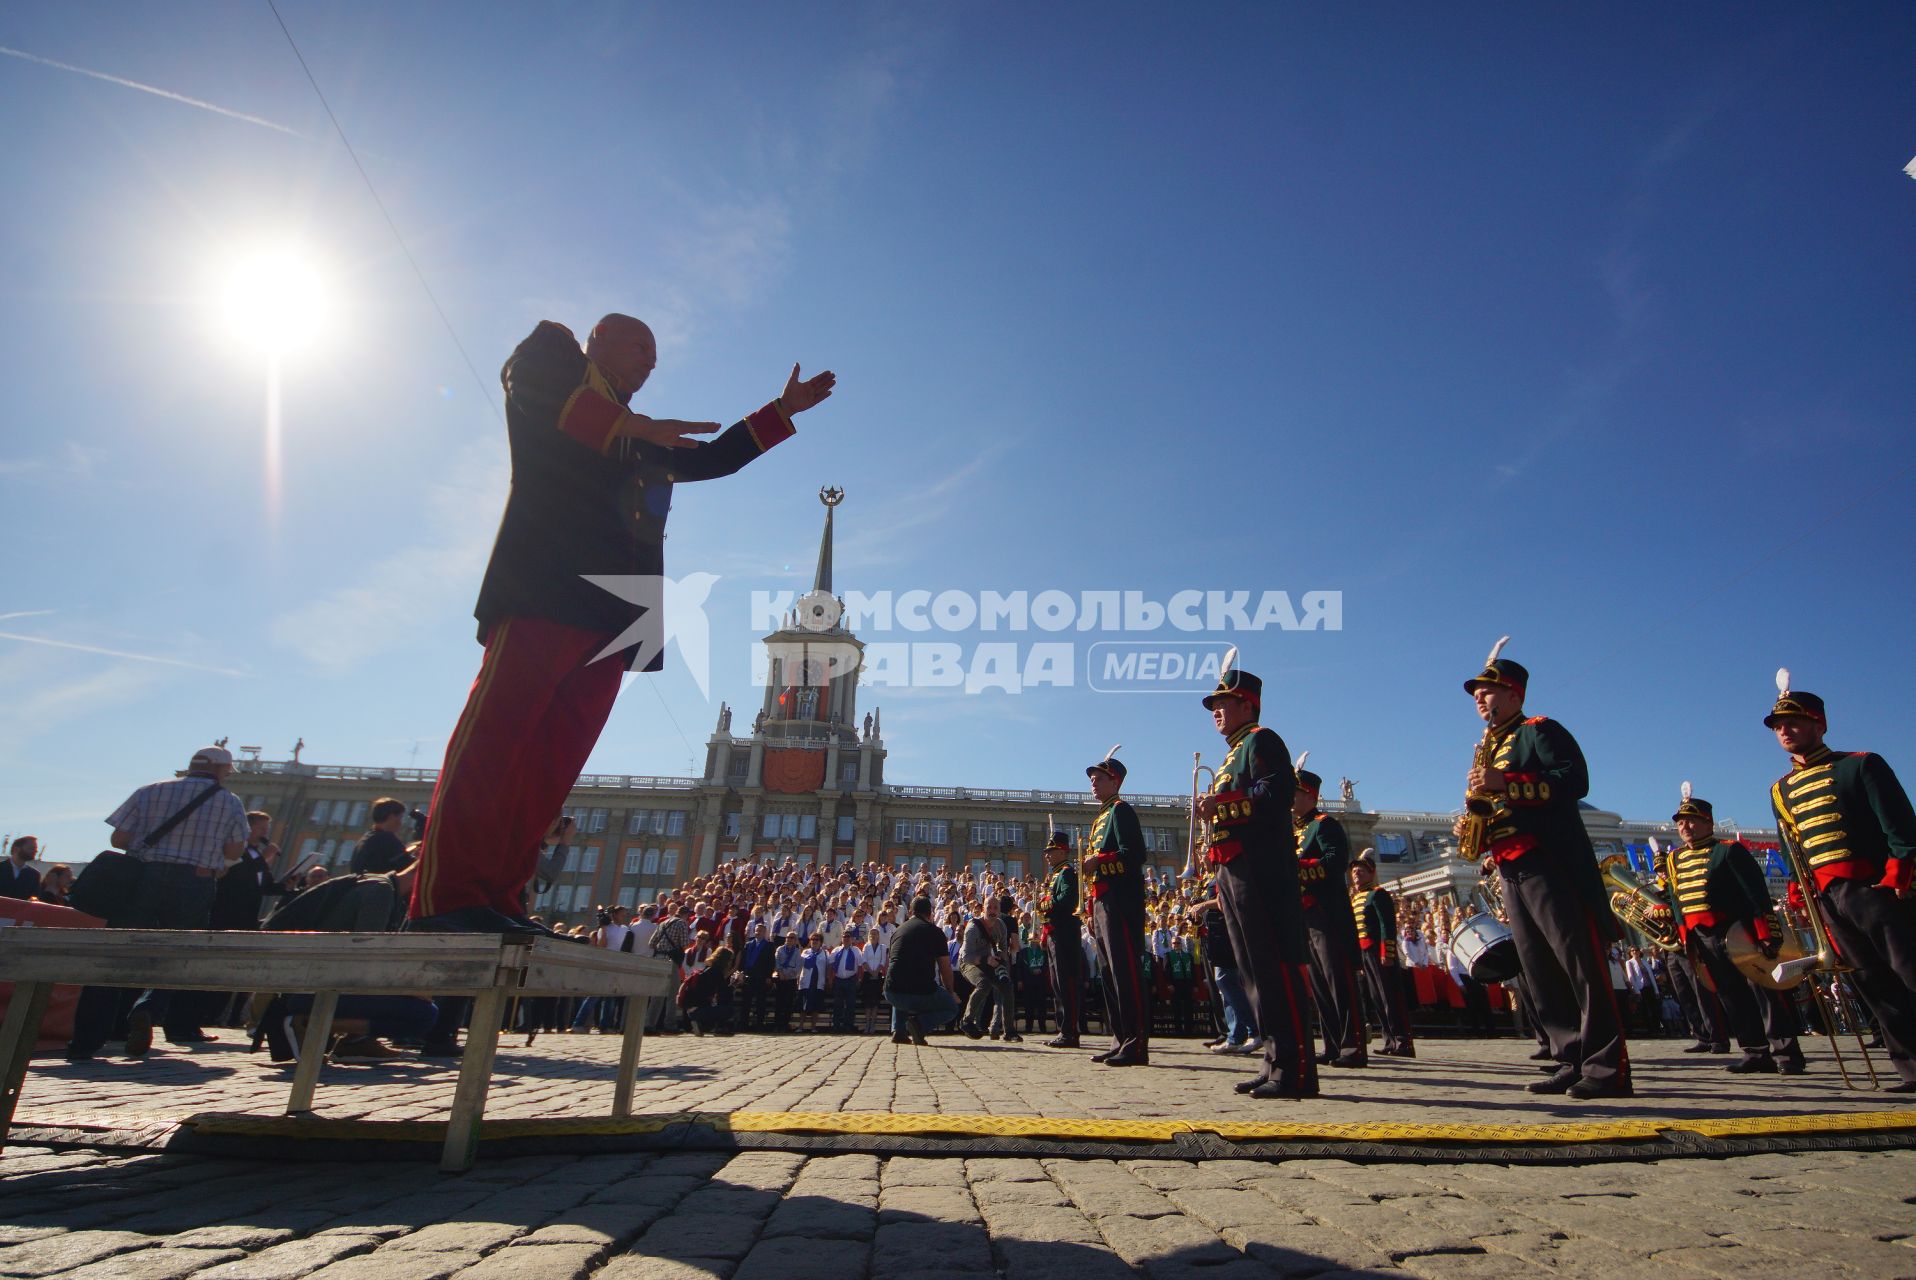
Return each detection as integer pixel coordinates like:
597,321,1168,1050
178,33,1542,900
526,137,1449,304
1402,932,1428,967
861,940,887,976
830,941,862,981
797,946,828,990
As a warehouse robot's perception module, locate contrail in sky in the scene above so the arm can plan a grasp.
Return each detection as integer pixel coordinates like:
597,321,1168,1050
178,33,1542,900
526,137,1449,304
0,44,305,137
0,630,245,677
0,610,56,623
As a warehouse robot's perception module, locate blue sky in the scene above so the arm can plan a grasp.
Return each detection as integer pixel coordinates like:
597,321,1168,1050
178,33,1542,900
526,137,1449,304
3,3,1913,863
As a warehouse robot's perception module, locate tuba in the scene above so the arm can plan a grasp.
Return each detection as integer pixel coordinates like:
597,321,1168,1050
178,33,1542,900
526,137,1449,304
1598,855,1681,953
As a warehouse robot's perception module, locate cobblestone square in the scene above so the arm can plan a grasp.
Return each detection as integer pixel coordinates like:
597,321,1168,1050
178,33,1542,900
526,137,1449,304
5,1034,1914,1278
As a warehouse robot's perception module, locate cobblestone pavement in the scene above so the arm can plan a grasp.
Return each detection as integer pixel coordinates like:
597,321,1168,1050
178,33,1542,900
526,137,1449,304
5,1034,1915,1279
9,1030,1908,1133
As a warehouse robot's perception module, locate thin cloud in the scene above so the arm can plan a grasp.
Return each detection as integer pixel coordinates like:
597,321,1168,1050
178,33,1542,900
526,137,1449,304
0,43,305,137
0,442,103,479
270,442,505,671
0,663,165,758
0,610,55,624
0,631,245,677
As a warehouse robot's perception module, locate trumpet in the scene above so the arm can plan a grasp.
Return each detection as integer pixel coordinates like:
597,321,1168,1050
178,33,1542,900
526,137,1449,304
1598,855,1682,953
1455,730,1497,861
1185,752,1216,880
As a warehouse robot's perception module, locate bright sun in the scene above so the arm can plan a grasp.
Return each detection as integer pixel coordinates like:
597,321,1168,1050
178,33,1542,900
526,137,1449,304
217,242,331,358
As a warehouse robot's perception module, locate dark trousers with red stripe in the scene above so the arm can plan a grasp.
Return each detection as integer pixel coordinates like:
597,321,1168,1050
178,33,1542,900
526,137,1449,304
1667,952,1725,1046
1215,856,1317,1095
408,617,625,920
1761,987,1803,1057
1092,900,1148,1059
1305,915,1366,1061
1501,860,1630,1087
1688,925,1774,1056
1046,922,1084,1041
1820,878,1916,1084
1359,948,1415,1054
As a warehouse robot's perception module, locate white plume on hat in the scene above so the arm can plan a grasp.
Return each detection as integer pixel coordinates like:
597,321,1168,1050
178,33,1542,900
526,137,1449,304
1486,635,1510,665
1681,780,1693,803
1295,750,1310,772
1104,742,1122,763
1776,667,1791,696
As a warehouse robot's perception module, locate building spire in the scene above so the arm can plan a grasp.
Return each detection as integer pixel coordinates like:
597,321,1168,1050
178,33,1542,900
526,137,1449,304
815,486,843,594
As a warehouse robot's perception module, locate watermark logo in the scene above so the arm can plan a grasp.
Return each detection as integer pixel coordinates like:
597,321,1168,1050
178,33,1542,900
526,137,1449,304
748,588,1341,695
1086,643,1231,693
582,578,1341,698
582,573,720,697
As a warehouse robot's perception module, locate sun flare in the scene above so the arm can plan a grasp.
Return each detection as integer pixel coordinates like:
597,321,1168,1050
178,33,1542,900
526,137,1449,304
217,242,331,358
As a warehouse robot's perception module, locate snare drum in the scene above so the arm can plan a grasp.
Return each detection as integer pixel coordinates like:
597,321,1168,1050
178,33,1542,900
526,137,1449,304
1450,915,1521,983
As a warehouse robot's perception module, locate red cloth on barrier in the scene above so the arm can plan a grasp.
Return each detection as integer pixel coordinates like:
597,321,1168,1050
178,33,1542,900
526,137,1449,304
1411,966,1437,1005
1435,970,1464,1008
0,899,106,1054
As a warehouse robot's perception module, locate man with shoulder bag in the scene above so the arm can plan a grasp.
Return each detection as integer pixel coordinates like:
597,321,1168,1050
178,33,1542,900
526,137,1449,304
66,746,251,1061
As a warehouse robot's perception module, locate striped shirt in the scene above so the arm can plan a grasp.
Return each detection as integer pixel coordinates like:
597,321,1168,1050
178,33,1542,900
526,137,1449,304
106,775,248,872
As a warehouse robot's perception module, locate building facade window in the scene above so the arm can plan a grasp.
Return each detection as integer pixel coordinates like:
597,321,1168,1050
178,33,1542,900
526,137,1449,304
661,850,679,876
330,799,351,826
799,814,817,841
348,801,369,828
624,849,644,875
724,813,741,838
840,760,858,784
642,848,661,875
581,846,600,873
667,810,686,835
836,814,855,843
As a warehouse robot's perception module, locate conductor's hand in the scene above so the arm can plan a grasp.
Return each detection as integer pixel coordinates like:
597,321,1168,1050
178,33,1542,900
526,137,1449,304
1195,794,1220,822
628,416,721,449
781,364,836,415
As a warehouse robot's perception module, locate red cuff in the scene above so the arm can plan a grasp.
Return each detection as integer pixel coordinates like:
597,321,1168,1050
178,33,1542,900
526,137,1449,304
1501,771,1551,807
1881,858,1914,893
558,386,626,453
746,401,796,451
1489,833,1537,862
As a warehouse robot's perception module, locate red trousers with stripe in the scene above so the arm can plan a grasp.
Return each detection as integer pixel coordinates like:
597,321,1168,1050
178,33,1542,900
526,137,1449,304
409,617,625,919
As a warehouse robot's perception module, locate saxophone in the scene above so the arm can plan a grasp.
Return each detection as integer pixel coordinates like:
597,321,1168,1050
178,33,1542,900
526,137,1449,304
1455,729,1498,861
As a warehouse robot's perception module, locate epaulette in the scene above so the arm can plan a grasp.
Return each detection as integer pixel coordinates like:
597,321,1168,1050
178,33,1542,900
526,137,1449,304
1524,716,1547,725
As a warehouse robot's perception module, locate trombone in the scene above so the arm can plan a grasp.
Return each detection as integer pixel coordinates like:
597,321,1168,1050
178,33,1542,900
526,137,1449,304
1762,830,1881,1089
1186,752,1216,881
